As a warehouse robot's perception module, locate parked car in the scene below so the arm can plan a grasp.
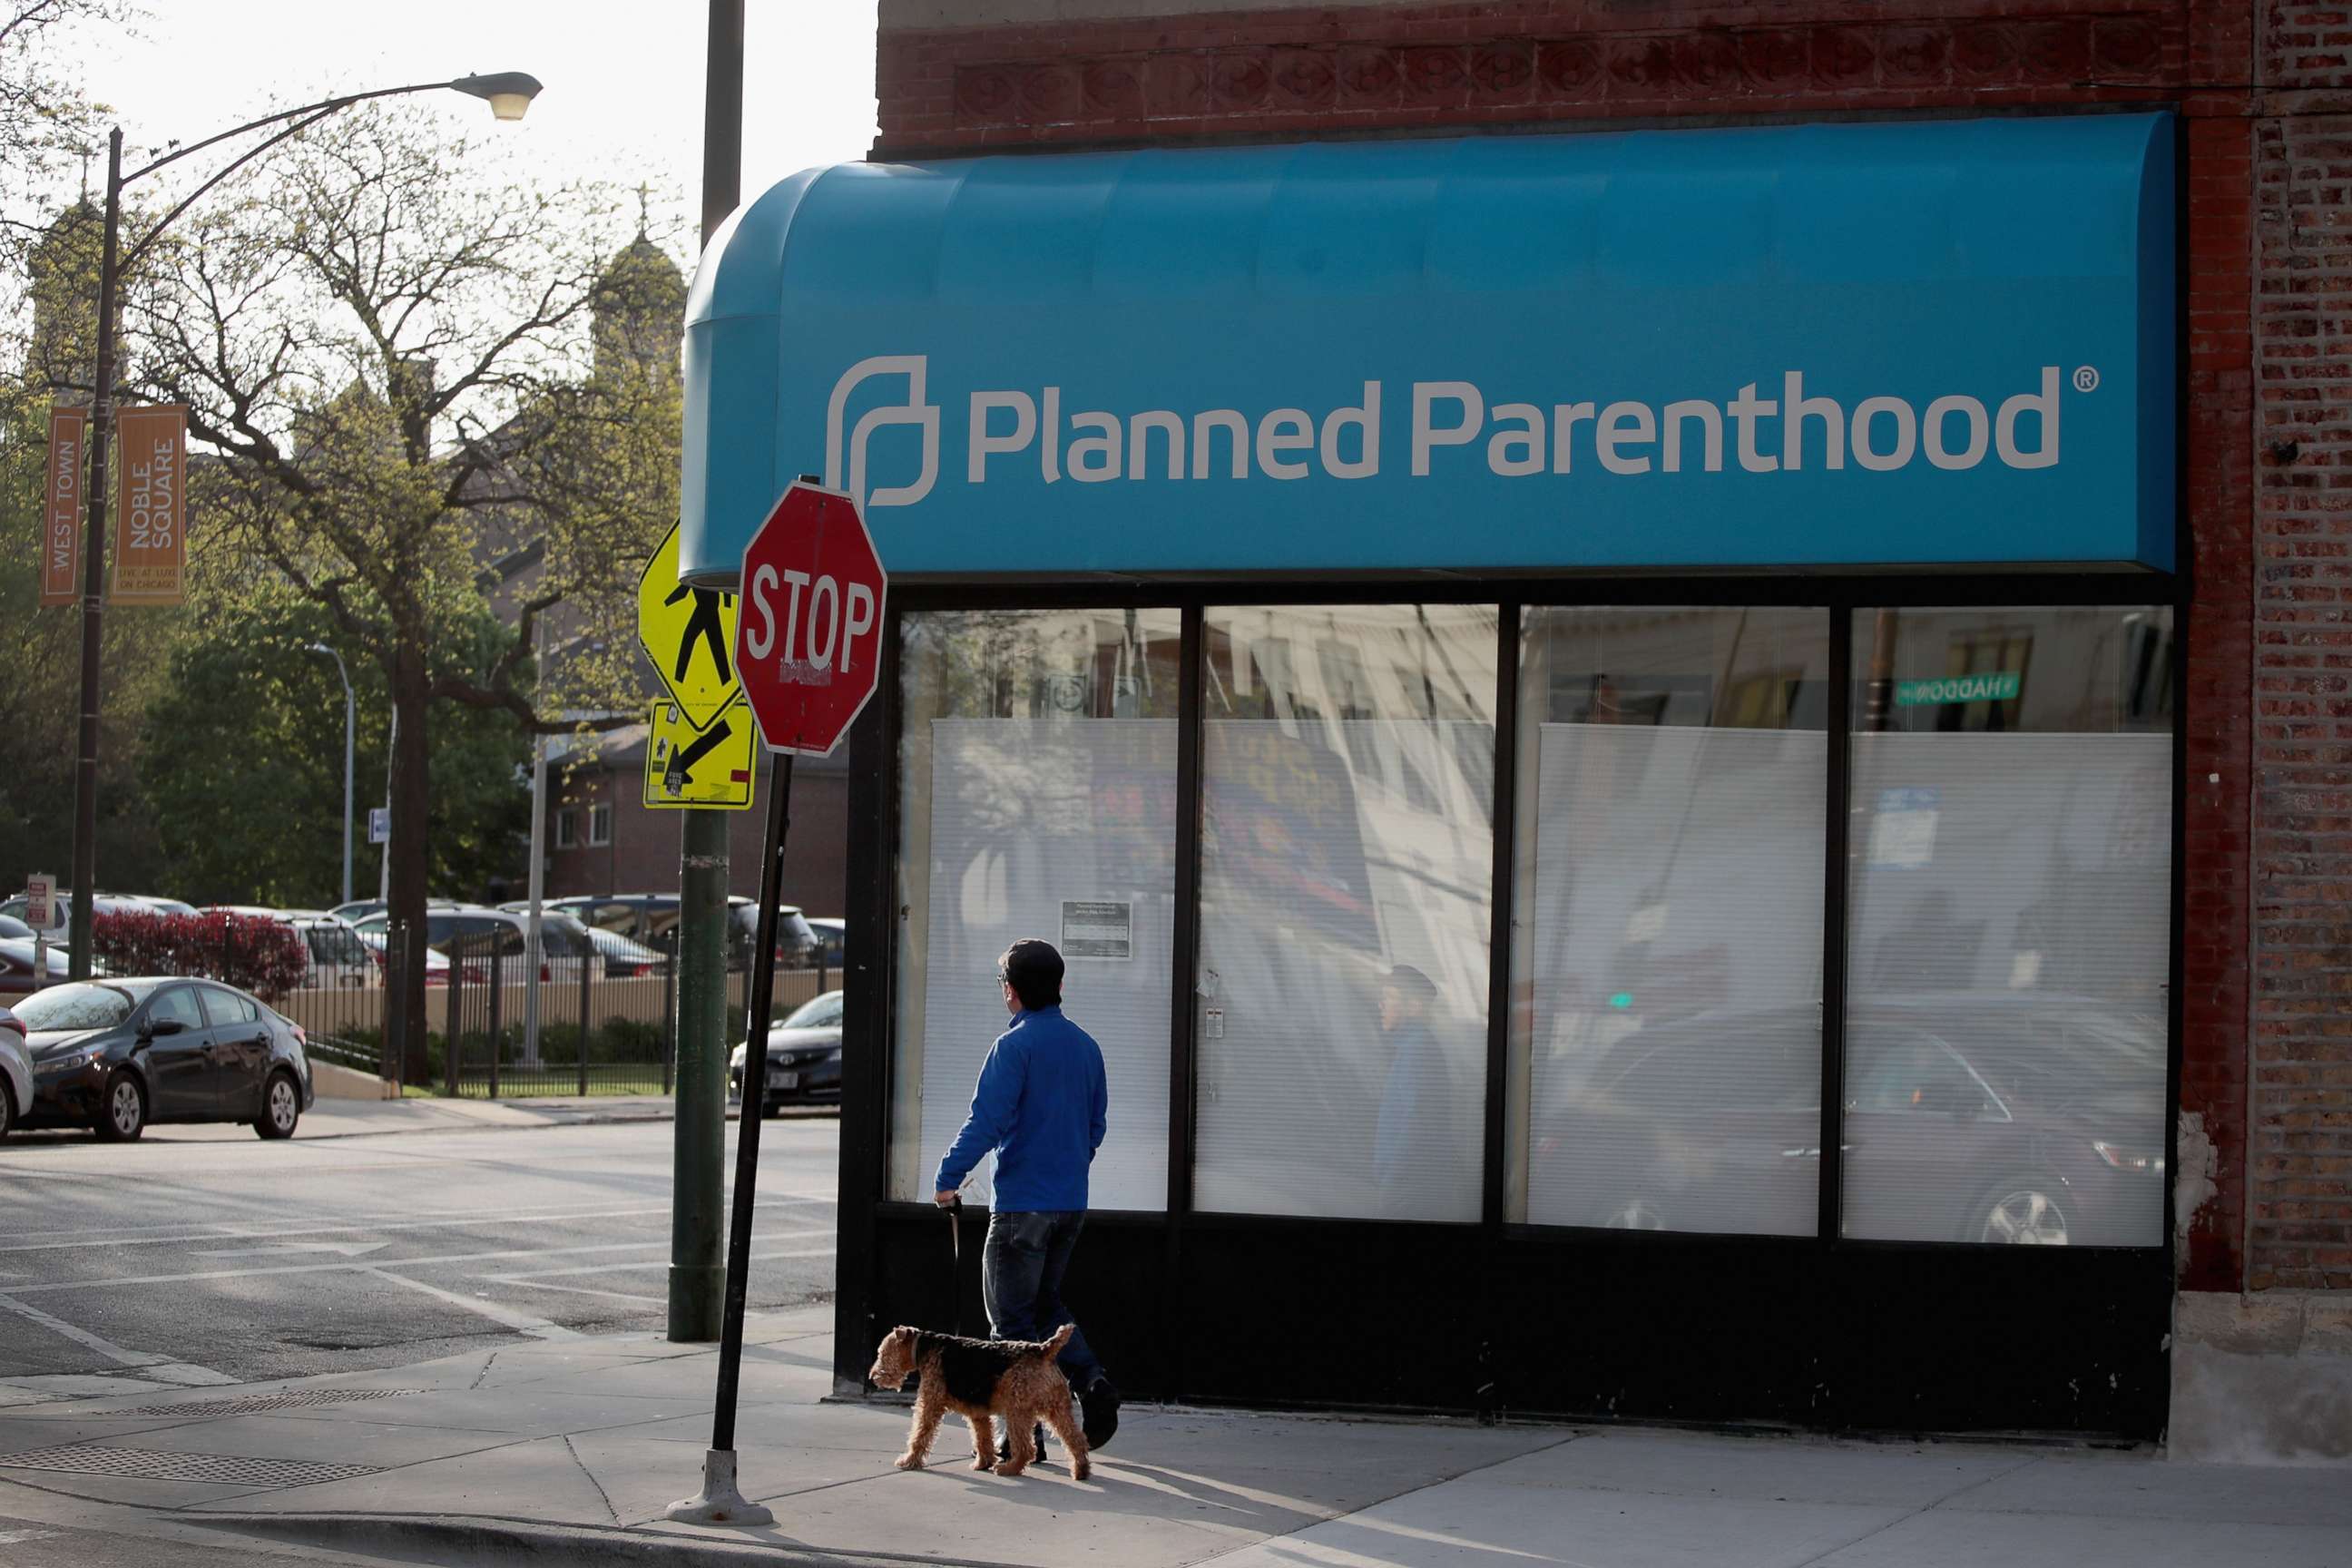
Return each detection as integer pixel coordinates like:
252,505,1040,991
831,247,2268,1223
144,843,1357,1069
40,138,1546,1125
14,977,315,1142
0,915,34,940
0,1004,27,1141
806,917,845,968
497,906,664,977
329,899,387,923
354,904,601,978
0,937,78,1001
548,893,818,968
352,926,452,985
730,988,844,1114
202,907,377,989
580,924,664,978
0,891,180,942
1529,995,2167,1247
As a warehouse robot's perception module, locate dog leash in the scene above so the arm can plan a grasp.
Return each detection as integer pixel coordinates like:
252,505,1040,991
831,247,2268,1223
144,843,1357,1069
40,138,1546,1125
945,1192,963,1337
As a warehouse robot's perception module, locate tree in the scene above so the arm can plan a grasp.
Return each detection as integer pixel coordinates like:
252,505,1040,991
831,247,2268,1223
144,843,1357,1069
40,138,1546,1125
0,2,125,262
0,374,180,895
132,105,681,1071
134,581,530,909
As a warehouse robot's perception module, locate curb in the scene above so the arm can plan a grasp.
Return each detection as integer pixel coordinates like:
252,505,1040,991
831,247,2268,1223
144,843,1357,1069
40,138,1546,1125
186,1511,1023,1568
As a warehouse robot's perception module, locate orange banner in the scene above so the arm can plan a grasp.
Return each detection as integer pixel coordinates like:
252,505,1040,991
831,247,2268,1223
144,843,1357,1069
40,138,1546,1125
112,405,187,605
40,405,84,606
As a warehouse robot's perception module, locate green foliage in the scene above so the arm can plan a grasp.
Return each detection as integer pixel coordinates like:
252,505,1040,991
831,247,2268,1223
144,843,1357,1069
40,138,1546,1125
0,380,181,894
133,586,529,907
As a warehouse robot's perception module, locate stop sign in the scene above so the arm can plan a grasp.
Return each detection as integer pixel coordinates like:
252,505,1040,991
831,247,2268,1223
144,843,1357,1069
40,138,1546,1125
732,482,887,756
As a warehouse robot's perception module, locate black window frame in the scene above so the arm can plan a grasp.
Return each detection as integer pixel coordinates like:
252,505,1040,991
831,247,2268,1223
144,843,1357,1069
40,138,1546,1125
850,572,2186,1259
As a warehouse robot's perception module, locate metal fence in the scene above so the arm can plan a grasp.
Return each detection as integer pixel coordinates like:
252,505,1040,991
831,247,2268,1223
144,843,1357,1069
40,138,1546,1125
146,920,838,1100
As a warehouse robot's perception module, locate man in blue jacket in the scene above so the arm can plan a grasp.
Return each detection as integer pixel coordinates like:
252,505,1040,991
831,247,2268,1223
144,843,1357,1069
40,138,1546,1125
935,938,1121,1453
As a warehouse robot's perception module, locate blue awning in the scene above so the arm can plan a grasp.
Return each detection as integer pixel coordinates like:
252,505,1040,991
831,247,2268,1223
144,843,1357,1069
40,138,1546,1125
681,113,2174,583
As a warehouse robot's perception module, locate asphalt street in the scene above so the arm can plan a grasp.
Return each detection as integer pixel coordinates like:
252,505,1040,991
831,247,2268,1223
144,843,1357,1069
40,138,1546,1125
0,1115,839,1396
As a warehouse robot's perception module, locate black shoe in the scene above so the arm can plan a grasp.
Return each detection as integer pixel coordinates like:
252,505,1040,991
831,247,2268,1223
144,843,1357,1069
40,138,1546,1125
997,1421,1049,1465
1081,1377,1121,1450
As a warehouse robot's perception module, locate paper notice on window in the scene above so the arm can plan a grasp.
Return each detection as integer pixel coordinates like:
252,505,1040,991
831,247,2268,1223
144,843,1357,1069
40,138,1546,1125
1867,787,1940,869
1060,898,1132,960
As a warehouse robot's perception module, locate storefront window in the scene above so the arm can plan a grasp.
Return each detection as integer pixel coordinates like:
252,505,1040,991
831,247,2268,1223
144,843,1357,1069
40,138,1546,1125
889,609,1181,1210
1191,604,1497,1221
1844,606,2172,1246
1506,608,1830,1234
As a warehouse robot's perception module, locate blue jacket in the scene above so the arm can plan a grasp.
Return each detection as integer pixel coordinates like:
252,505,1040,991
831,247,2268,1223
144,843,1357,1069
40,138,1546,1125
936,1004,1108,1212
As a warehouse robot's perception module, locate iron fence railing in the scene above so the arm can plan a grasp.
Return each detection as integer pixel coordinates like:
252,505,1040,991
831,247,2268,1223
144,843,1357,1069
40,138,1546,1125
109,917,838,1101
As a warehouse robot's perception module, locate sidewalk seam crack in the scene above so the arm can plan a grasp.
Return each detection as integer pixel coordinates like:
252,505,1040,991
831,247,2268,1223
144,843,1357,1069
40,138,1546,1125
1781,1453,2044,1568
563,1433,622,1524
1187,1427,1585,1565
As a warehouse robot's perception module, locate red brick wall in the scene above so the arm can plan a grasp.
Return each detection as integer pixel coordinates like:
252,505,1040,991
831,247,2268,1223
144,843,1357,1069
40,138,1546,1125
874,0,2295,1290
877,2,2195,156
2250,2,2352,1290
544,760,851,919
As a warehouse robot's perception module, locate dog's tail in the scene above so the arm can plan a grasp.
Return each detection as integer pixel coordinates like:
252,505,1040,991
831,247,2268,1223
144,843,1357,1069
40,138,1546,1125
1039,1322,1075,1358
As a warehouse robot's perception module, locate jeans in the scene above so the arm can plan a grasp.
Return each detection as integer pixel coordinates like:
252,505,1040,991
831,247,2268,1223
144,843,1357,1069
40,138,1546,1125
982,1208,1103,1391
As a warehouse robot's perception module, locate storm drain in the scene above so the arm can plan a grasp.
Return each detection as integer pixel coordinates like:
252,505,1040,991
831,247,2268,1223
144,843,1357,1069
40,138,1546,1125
117,1387,427,1418
0,1445,381,1488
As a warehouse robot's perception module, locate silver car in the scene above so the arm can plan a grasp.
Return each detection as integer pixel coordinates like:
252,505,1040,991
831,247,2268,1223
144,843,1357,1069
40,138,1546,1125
0,1004,28,1140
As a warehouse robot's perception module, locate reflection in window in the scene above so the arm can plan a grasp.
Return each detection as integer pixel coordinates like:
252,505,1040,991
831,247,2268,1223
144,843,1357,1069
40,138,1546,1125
1507,609,1829,1235
1845,606,2172,1247
1193,605,1496,1221
890,610,1181,1210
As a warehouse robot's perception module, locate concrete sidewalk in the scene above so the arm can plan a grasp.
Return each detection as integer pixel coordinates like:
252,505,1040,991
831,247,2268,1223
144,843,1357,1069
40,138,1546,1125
0,1312,2346,1567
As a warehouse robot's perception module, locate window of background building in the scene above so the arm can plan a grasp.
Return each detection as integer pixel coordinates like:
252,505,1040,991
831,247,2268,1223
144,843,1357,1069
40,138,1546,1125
1192,604,1497,1222
586,803,612,848
1505,608,1830,1235
554,808,577,849
1844,606,2173,1247
889,609,1181,1210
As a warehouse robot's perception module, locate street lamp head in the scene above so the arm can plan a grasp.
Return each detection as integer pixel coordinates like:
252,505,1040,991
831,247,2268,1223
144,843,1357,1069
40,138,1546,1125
450,71,543,122
305,642,330,655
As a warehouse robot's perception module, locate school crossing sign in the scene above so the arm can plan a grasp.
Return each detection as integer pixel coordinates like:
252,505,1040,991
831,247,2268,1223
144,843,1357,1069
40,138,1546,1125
637,521,740,728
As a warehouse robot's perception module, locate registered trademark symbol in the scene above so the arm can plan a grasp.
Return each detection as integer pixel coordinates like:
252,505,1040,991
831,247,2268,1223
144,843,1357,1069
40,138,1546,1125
2073,366,2100,393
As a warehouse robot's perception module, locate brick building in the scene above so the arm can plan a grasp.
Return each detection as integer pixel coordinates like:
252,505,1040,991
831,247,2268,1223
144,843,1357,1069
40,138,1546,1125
540,727,848,918
683,0,2347,1454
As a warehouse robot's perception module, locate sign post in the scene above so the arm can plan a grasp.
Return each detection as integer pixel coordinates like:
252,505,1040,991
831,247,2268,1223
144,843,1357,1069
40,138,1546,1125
638,517,746,1347
669,479,886,1527
25,875,55,992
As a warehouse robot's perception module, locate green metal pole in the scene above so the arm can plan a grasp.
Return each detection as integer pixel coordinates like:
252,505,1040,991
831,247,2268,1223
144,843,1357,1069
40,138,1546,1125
668,0,745,1349
669,805,730,1340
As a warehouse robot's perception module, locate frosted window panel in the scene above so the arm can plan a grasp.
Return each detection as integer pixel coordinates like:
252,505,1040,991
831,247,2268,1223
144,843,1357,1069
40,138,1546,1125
1192,603,1497,1224
1845,731,2171,1246
1193,721,1492,1220
915,718,1174,1211
1520,726,1826,1235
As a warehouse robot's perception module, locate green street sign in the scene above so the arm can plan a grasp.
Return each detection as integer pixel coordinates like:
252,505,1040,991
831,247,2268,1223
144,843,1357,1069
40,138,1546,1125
1894,671,2022,707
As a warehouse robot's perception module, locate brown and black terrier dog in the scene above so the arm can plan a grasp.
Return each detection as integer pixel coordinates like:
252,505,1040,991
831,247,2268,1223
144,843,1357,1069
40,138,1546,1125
867,1322,1091,1480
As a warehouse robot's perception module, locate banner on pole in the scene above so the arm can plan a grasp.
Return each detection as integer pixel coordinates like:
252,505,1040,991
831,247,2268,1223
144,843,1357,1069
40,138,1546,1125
41,406,84,606
112,405,187,604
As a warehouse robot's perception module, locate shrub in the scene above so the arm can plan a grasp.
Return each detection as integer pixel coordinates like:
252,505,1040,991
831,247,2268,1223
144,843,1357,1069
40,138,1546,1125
90,909,310,1002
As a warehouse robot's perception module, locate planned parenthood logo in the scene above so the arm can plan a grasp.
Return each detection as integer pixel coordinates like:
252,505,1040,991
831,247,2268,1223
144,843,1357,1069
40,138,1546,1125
824,354,2093,512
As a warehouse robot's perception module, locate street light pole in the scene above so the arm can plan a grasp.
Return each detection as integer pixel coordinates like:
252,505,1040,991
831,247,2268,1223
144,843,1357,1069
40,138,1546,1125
60,71,544,981
309,643,356,907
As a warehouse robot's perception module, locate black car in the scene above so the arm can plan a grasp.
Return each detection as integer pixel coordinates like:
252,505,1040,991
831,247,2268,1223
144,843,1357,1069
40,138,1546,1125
15,978,316,1142
730,990,843,1113
1531,995,2167,1247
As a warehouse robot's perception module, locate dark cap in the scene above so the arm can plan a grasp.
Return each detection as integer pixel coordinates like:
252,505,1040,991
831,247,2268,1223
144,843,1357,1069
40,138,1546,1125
998,939,1064,1008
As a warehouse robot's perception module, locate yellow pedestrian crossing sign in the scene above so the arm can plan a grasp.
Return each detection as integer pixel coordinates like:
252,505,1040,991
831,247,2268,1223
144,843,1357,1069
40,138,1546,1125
644,701,755,810
637,521,740,728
